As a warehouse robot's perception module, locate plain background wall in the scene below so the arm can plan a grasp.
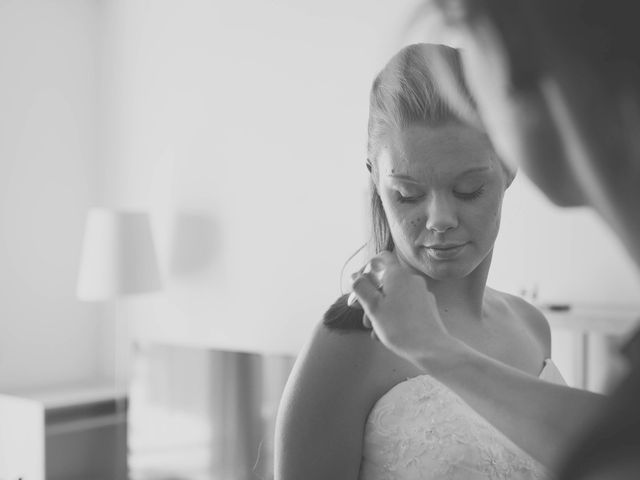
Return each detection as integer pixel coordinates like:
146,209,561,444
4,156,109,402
490,174,640,307
100,0,640,358
0,0,105,392
102,0,429,355
104,0,640,358
1,0,639,394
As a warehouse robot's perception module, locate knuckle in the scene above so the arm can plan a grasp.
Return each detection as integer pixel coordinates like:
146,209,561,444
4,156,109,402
351,274,367,289
362,271,378,284
369,256,384,270
351,272,366,285
351,264,366,280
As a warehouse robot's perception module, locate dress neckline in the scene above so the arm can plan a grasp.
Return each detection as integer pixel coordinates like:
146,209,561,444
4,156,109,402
380,357,563,477
382,368,556,478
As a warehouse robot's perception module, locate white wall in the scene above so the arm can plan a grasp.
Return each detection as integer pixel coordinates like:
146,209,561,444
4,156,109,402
0,0,104,391
97,0,640,358
2,0,637,390
490,175,640,389
101,0,425,355
490,174,640,306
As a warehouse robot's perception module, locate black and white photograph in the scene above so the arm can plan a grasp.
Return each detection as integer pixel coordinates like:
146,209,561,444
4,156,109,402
1,1,639,479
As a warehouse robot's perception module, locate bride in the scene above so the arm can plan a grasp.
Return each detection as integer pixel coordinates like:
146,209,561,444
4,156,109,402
274,43,592,480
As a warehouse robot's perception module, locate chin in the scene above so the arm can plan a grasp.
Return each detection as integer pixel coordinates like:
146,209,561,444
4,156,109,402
424,265,473,281
407,250,472,279
412,259,475,281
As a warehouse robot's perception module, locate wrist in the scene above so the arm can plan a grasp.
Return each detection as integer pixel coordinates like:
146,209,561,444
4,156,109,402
412,335,471,377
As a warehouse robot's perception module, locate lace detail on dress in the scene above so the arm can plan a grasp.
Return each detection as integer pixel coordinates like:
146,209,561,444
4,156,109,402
359,361,564,480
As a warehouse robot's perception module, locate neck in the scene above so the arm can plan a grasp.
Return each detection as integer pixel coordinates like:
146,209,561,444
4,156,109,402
421,251,493,320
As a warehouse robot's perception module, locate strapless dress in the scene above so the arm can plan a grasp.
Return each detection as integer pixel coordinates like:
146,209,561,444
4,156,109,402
359,359,566,480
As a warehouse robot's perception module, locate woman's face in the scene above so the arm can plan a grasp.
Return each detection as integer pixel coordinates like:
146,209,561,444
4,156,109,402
375,123,508,280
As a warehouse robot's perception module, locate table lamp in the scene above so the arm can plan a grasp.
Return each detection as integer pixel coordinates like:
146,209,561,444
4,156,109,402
76,208,162,480
77,208,162,301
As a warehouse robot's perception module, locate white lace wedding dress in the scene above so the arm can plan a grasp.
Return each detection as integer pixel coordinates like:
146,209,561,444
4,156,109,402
359,359,566,480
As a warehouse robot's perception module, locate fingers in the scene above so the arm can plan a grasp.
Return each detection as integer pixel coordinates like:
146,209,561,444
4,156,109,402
362,313,378,340
374,250,400,268
366,251,400,285
349,251,401,332
351,271,383,310
347,290,360,307
362,312,371,329
348,252,392,307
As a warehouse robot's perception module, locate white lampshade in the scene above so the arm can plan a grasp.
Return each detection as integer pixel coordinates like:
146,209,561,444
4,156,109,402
77,208,162,301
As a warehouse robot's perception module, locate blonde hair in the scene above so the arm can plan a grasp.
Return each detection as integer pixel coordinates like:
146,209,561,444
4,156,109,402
366,43,511,252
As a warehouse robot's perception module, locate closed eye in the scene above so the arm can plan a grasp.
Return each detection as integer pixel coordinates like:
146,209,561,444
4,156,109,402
454,186,485,201
395,192,425,204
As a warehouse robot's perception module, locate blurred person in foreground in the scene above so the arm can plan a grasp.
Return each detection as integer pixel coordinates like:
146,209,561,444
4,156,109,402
351,1,640,479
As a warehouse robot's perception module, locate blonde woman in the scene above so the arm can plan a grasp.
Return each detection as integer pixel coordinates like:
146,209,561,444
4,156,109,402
275,44,583,480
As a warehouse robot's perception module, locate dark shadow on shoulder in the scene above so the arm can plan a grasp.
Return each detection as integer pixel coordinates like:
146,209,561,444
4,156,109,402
323,294,371,332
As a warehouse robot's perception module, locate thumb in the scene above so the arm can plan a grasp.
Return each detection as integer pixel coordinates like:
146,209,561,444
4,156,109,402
368,250,400,278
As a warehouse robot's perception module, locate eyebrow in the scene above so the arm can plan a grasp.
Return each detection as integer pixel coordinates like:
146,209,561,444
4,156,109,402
455,166,492,178
387,166,492,182
387,173,421,183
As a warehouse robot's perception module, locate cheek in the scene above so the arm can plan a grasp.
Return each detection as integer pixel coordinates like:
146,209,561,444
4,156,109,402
468,196,503,241
489,193,504,226
393,214,426,245
406,216,426,242
383,203,425,242
407,216,425,231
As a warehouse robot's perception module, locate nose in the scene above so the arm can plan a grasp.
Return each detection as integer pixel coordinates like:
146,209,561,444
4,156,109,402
425,193,458,233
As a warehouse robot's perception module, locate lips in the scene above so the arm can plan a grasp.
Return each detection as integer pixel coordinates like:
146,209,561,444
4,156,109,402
422,242,468,260
424,243,465,250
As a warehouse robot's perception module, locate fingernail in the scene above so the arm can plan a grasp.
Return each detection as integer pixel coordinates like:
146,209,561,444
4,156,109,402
347,291,357,306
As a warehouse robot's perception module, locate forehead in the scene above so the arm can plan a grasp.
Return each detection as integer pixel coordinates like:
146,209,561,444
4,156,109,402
378,123,496,177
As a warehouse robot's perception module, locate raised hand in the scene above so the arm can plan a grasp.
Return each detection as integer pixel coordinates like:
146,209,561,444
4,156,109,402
350,251,452,366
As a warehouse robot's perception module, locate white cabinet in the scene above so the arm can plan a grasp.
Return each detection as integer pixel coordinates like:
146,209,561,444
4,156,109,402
544,305,640,393
0,383,127,480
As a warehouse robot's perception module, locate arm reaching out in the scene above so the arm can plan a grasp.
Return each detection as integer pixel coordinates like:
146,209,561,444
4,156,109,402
351,252,605,470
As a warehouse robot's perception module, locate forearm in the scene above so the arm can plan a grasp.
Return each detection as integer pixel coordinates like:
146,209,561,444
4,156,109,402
415,337,605,470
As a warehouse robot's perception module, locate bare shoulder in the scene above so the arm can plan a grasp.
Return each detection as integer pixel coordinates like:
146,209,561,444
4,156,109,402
274,300,401,479
279,319,381,409
492,288,551,358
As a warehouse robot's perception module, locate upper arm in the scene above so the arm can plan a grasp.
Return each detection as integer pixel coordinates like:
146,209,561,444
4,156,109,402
274,322,378,480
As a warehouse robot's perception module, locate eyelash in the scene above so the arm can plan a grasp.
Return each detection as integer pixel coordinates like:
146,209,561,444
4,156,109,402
396,193,424,204
395,186,485,204
454,186,485,201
